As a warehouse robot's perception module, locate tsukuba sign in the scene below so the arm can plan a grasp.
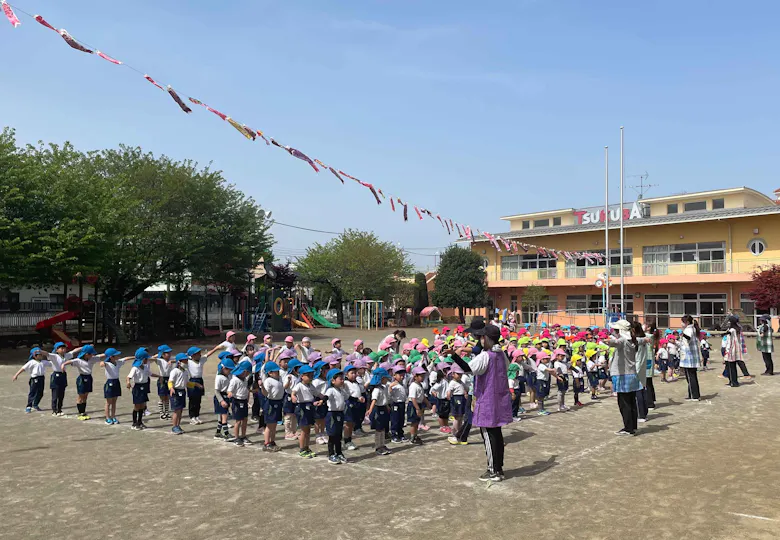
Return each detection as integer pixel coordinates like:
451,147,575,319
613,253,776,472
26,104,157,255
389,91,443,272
573,202,644,225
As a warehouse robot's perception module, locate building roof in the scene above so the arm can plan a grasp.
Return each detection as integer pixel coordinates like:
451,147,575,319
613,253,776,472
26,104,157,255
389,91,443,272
470,204,780,242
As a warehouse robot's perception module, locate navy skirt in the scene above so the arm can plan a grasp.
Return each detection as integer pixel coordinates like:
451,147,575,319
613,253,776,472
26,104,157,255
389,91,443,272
536,379,550,399
325,411,345,436
213,395,230,415
264,398,283,424
188,377,204,398
132,383,149,405
344,396,361,424
369,407,390,431
282,393,295,415
157,377,169,397
170,388,186,411
296,402,315,427
76,374,93,394
50,371,67,390
436,398,451,419
104,378,121,399
314,402,328,420
572,378,585,392
232,398,249,420
406,401,421,424
451,395,467,416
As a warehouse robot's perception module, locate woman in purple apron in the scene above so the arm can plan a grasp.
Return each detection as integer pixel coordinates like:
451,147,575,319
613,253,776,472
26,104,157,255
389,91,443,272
450,320,513,482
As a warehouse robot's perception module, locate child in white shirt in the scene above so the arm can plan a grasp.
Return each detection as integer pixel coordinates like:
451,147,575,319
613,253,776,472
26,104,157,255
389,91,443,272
227,360,252,446
12,347,50,413
367,368,392,456
388,366,409,444
324,368,350,464
447,363,467,444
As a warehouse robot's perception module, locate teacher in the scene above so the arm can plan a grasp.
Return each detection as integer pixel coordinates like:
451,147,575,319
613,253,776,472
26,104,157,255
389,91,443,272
450,319,513,482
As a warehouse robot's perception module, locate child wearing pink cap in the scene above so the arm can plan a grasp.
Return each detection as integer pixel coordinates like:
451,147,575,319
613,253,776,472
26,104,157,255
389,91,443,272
283,336,295,350
553,349,569,412
446,363,467,444
205,331,238,358
406,366,428,445
332,338,346,358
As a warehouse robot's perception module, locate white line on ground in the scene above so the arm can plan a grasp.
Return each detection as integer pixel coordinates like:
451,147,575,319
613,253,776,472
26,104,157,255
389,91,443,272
727,512,778,522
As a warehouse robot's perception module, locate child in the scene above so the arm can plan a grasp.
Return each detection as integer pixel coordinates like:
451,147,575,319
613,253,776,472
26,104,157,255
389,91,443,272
570,354,585,407
595,348,610,393
126,348,157,430
367,367,392,455
524,348,538,409
186,346,208,424
656,341,670,383
700,333,711,371
447,363,467,444
227,360,253,446
214,354,235,441
342,364,364,450
553,349,569,412
45,341,71,416
12,347,50,412
100,348,132,424
667,337,680,379
312,360,329,445
324,368,350,464
169,353,204,435
205,330,238,357
388,365,409,444
261,361,284,451
62,344,99,420
331,338,346,358
508,356,522,419
250,350,265,423
535,351,554,416
154,344,174,420
407,366,428,445
430,363,451,433
282,356,302,440
292,365,319,458
354,358,370,436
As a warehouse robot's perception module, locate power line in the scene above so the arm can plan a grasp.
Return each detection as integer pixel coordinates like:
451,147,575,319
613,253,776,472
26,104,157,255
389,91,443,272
270,221,341,235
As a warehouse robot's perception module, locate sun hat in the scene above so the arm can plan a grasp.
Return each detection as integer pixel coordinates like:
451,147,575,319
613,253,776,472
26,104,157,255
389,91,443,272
449,363,464,374
264,361,280,373
353,339,364,347
246,334,257,342
299,365,315,376
553,348,566,357
53,342,67,351
186,346,202,356
536,350,551,360
507,363,520,379
287,359,303,372
157,344,173,355
226,331,236,339
369,367,389,386
328,356,341,365
104,348,121,358
175,352,189,362
327,368,343,386
302,336,311,343
78,344,97,358
308,351,323,364
392,365,406,374
29,347,42,359
411,366,427,376
134,347,149,360
231,360,252,376
277,348,297,360
331,338,341,347
284,336,294,343
218,358,236,371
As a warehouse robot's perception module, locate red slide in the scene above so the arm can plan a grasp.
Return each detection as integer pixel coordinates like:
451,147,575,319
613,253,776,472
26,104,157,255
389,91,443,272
35,311,78,331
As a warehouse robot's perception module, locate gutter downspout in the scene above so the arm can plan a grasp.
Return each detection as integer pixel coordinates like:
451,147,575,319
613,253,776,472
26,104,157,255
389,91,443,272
727,220,734,310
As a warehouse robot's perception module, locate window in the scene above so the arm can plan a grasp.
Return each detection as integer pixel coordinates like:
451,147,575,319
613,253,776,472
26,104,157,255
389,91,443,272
533,218,550,228
522,220,530,230
553,217,562,226
610,294,634,316
510,295,518,312
712,198,725,210
748,238,766,256
566,295,587,311
667,203,678,214
683,201,707,212
501,256,519,280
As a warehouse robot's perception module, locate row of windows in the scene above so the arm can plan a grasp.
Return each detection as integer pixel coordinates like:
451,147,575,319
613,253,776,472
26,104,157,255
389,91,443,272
521,216,562,229
667,198,724,215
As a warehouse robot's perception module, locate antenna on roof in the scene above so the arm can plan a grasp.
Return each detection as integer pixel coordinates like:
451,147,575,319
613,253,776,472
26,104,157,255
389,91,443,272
626,171,656,199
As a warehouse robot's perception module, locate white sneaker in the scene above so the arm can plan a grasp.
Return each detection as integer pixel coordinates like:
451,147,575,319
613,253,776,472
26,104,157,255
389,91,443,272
189,418,198,425
194,417,203,425
638,418,648,423
143,410,152,417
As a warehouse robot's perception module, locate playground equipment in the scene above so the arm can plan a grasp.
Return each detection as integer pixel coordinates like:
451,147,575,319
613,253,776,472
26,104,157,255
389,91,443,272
419,306,443,327
35,310,80,348
304,304,341,329
353,300,384,330
292,318,311,329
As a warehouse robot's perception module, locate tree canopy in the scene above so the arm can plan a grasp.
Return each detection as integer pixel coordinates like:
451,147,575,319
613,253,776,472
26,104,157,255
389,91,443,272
414,272,430,314
431,246,487,322
295,229,413,324
0,127,273,302
748,264,780,311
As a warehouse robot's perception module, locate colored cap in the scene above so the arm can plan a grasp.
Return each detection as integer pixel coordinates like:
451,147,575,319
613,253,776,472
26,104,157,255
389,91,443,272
246,334,257,342
175,353,189,362
369,367,389,386
186,346,202,356
449,363,464,374
78,344,97,358
278,348,297,360
343,364,356,373
104,348,121,358
134,347,149,360
29,347,42,359
53,342,66,350
299,365,315,376
264,361,280,373
308,351,323,364
353,339,364,347
411,366,427,375
264,335,272,341
327,368,343,385
287,359,303,371
284,336,294,343
231,360,252,376
157,344,173,354
226,331,236,339
553,348,566,357
392,365,406,374
219,358,237,371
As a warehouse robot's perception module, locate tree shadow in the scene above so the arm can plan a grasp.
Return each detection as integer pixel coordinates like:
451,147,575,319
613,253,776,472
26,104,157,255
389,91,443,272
504,455,558,478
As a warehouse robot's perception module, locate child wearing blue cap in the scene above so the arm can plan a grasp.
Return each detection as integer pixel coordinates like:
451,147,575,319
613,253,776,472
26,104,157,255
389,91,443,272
214,354,236,441
153,344,174,421
126,348,158,430
261,361,284,451
342,364,364,451
324,368,350,464
312,360,329,446
62,345,99,420
282,357,302,441
100,348,133,424
169,353,205,434
227,360,253,446
292,365,321,458
367,368,392,456
12,347,51,413
186,347,208,425
45,342,72,416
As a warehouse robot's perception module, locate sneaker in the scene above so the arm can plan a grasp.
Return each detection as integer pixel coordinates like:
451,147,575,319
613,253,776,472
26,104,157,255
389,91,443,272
189,418,198,425
558,407,567,412
223,433,236,443
479,470,502,482
131,424,139,430
411,436,424,445
615,429,634,436
235,438,245,447
57,412,65,416
214,432,224,440
51,411,58,417
105,418,113,425
575,402,584,407
419,424,430,432
591,395,599,400
391,437,403,444
33,406,42,411
328,455,341,465
299,450,313,459
251,415,260,422
243,438,254,446
447,436,459,445
284,433,297,441
112,418,120,424
647,406,656,410
84,414,91,420
458,440,469,445
25,407,32,413
638,418,648,423
77,414,86,421
138,423,147,430
195,417,204,425
143,410,151,417
512,416,522,423
517,407,526,414
439,427,452,434
316,436,327,445
537,410,551,416
172,426,184,435
263,444,274,452
307,449,318,458
375,447,391,456
270,443,281,452
337,454,348,464
345,441,357,451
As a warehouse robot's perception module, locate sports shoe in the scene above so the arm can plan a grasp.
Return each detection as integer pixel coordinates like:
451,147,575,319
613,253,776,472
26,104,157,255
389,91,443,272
263,444,274,452
33,406,42,411
51,411,58,417
615,429,634,436
337,454,348,464
478,470,502,482
299,450,313,459
84,414,91,420
575,402,584,407
235,438,245,447
537,410,551,416
105,418,113,425
512,416,522,423
189,418,198,425
411,436,424,445
243,437,254,446
517,407,526,414
138,423,147,430
439,427,452,434
638,418,648,423
214,432,224,440
306,449,317,458
284,433,297,441
57,412,65,416
172,426,184,435
77,414,86,421
223,433,236,442
269,442,281,452
195,417,204,425
345,441,357,451
316,435,327,445
447,436,459,445
419,424,430,432
328,455,341,465
143,410,151,417
457,440,469,445
375,447,391,456
25,407,32,413
131,424,139,431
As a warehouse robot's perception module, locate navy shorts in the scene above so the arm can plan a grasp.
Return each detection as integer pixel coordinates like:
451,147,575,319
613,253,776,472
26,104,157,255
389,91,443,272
528,372,537,389
104,379,121,399
188,377,204,398
264,398,283,424
314,402,328,420
282,393,295,415
369,407,390,431
587,372,599,388
597,368,608,381
428,396,438,410
214,395,230,415
325,411,344,436
344,396,361,424
557,379,569,393
536,379,550,399
76,374,93,394
157,377,169,397
170,389,186,411
232,398,249,420
50,371,67,390
132,384,148,405
296,402,315,427
572,378,585,392
451,395,467,416
406,401,421,424
436,398,451,419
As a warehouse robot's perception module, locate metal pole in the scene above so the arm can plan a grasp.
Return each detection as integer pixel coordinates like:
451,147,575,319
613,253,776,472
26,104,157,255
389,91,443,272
619,126,625,317
604,145,609,326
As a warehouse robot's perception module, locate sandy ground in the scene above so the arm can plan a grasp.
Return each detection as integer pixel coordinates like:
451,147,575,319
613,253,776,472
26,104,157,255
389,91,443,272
1,328,779,540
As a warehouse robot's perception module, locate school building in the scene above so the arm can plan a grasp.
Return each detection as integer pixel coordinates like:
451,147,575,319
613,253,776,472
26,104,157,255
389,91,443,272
472,186,780,330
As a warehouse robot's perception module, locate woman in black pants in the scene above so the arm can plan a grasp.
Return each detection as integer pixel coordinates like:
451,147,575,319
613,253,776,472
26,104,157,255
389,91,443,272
679,315,702,401
724,316,744,387
606,320,651,436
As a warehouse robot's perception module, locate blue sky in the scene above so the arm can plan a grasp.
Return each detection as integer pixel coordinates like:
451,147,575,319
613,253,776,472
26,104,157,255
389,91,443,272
3,1,779,269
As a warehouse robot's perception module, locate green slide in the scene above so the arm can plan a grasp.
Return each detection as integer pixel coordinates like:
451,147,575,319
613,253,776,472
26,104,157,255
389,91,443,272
307,307,341,329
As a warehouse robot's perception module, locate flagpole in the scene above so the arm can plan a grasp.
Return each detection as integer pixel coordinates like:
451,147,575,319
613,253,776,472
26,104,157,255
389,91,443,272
604,145,609,326
619,127,625,318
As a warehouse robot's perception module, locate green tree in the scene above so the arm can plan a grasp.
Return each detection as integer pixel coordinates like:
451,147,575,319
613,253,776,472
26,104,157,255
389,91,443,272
431,246,487,323
414,272,429,317
296,229,413,325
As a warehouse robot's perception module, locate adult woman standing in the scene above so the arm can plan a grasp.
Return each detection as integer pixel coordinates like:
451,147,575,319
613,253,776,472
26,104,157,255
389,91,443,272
679,315,702,401
632,322,651,422
606,320,650,436
724,315,745,387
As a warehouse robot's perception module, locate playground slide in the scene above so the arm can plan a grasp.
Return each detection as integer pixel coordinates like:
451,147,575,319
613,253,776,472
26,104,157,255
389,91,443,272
50,328,79,349
300,312,315,329
35,311,78,331
307,307,341,329
292,318,312,329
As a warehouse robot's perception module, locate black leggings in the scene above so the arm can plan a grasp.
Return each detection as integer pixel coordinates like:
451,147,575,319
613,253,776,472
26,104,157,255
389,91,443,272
684,367,700,399
328,433,343,456
645,378,656,408
727,362,740,387
480,427,505,474
617,391,638,433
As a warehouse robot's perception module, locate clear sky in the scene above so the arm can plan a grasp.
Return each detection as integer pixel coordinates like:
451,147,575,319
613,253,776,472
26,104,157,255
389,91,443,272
3,1,779,270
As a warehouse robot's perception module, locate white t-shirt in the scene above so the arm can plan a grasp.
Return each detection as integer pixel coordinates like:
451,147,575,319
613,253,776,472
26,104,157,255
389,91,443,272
156,358,174,377
227,376,249,400
388,381,408,403
46,352,71,373
128,366,148,384
536,364,551,382
215,373,230,399
554,360,569,376
292,382,316,403
263,377,284,400
657,349,669,360
22,360,48,377
430,379,448,399
571,365,584,379
169,366,190,390
70,357,98,375
187,357,207,378
344,379,362,399
667,342,678,355
447,379,466,396
325,386,350,412
312,378,327,398
586,359,597,372
371,385,390,406
408,381,425,405
103,359,125,379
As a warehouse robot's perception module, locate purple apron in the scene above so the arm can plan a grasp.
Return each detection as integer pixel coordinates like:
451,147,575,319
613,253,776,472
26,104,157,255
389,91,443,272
472,350,513,428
